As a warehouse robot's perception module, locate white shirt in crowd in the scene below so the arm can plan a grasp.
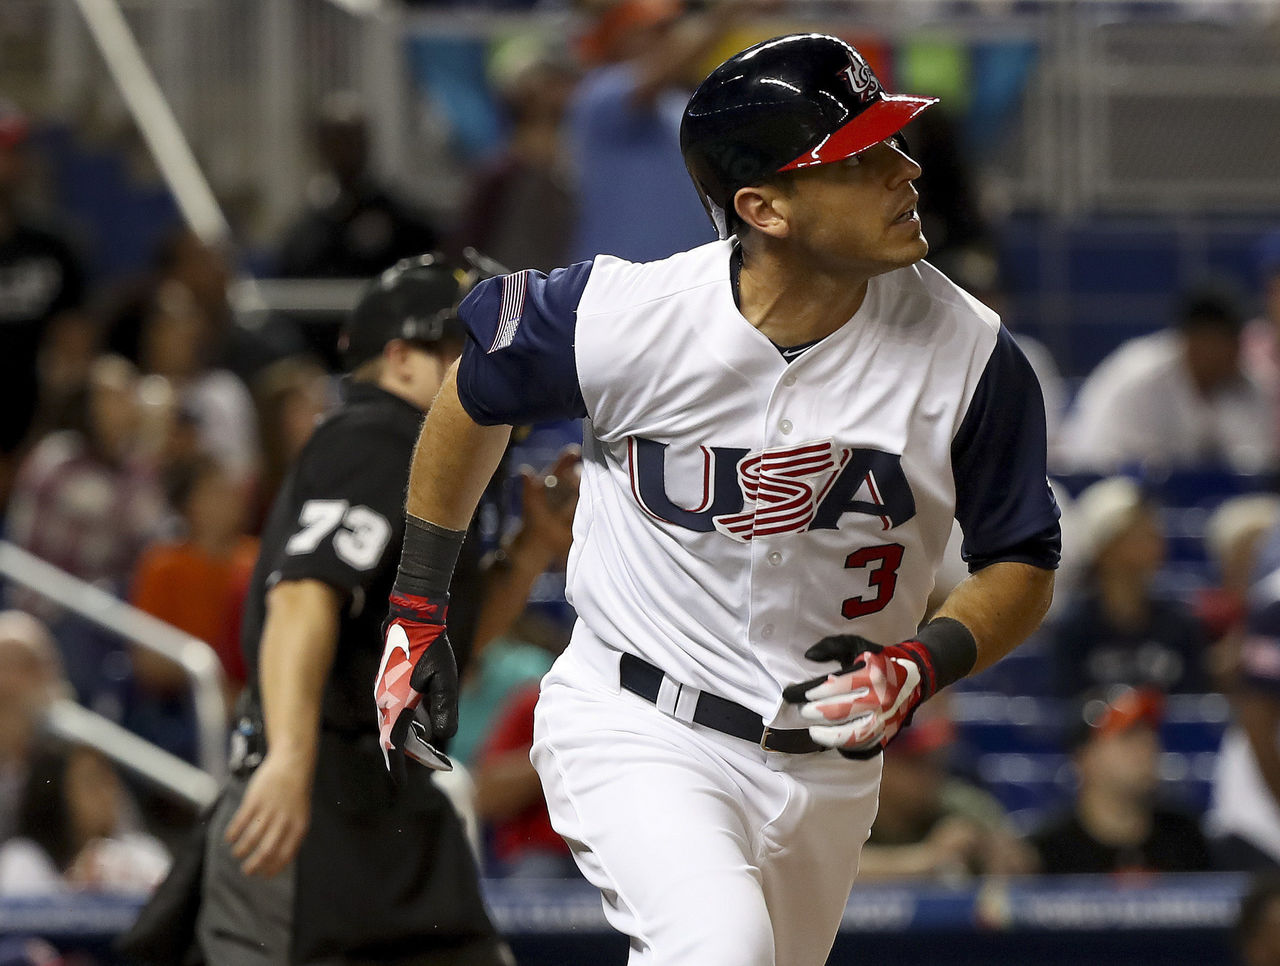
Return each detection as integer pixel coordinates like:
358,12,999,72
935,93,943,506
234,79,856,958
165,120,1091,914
1057,329,1276,474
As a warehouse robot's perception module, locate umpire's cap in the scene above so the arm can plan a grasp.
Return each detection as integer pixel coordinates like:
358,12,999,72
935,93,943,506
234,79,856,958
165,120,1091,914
680,34,938,239
339,249,506,371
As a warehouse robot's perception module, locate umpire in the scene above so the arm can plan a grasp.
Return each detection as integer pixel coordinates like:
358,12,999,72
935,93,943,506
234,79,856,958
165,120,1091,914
196,254,512,966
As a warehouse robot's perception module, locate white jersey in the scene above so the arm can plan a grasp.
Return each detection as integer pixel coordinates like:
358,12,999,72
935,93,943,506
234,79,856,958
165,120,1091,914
457,239,1058,729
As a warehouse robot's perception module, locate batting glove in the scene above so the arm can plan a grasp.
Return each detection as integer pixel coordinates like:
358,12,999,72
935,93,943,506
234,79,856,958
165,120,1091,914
374,591,458,776
782,619,976,759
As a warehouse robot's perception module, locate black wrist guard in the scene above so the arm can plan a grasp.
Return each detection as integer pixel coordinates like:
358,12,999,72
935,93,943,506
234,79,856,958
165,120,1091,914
913,617,978,694
394,515,466,599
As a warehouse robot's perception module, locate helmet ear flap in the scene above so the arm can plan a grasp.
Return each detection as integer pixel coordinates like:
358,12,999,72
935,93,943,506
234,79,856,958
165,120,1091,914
698,188,731,241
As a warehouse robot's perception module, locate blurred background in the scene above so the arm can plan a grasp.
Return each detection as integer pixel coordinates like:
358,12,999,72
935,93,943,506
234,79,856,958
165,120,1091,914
1,0,1280,963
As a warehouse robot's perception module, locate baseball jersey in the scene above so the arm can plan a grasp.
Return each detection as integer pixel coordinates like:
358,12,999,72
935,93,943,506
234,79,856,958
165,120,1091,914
241,381,487,734
456,239,1059,729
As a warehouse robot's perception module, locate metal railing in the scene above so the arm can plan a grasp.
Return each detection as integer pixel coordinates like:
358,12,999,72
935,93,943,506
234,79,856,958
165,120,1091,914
45,698,219,810
0,542,228,785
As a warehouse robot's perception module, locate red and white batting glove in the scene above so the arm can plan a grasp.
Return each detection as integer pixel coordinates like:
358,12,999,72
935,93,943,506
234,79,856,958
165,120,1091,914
374,591,458,774
783,621,976,760
783,636,929,758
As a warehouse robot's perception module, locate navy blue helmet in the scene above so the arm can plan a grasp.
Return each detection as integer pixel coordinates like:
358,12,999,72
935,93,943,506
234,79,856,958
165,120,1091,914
680,33,937,238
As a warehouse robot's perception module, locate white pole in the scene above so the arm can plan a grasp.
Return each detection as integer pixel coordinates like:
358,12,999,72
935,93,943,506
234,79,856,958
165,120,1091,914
72,0,232,247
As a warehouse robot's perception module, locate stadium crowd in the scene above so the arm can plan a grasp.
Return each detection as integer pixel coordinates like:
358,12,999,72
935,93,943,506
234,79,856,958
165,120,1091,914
2,0,1280,962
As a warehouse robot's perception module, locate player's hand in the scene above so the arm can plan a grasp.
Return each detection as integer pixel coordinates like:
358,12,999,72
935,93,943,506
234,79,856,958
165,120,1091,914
374,591,458,777
225,752,312,878
782,634,933,759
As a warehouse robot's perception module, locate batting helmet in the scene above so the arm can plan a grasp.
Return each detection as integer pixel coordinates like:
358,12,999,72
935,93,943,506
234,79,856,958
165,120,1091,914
680,33,938,239
339,249,507,371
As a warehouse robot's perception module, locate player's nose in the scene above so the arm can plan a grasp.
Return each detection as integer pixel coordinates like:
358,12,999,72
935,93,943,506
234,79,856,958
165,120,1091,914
886,141,923,186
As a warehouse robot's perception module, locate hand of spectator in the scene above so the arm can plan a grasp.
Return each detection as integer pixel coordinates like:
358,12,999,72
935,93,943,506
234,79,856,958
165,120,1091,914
922,816,984,877
66,840,110,889
979,827,1040,876
516,447,581,565
225,752,312,878
67,836,170,892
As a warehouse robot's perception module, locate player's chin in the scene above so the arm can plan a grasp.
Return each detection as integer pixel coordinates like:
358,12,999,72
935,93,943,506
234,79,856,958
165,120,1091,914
878,233,929,270
892,222,929,255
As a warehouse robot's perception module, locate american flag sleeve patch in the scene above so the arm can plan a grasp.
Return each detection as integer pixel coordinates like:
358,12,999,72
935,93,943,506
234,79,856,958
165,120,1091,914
488,271,530,353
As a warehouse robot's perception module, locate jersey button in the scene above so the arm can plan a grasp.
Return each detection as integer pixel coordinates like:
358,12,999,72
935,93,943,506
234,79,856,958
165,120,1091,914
760,624,775,639
783,374,797,387
779,419,793,435
767,551,783,566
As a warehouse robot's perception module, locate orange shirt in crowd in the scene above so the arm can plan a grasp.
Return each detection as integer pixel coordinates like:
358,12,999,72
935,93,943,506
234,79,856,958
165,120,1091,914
130,538,258,684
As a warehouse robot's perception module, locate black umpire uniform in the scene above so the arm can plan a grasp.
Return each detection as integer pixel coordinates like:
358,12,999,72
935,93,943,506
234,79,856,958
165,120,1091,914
195,255,510,966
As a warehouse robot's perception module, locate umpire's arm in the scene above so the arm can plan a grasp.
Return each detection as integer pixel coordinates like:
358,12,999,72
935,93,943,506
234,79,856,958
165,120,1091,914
226,579,341,877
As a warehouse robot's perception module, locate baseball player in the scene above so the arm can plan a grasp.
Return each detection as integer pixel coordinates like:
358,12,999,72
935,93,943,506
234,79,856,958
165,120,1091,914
376,34,1060,966
197,254,513,966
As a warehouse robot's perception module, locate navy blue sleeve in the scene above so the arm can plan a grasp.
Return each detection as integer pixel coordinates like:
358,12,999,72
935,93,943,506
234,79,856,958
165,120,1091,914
952,328,1062,572
455,261,592,426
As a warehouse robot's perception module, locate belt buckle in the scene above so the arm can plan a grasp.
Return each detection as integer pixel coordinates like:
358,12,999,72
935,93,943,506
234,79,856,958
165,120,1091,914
760,727,780,752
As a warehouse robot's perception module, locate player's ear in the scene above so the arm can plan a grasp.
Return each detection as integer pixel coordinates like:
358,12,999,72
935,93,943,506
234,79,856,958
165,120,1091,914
733,185,790,240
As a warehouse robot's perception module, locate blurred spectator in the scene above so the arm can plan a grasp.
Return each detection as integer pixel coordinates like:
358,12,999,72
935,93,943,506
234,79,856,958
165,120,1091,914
475,675,577,878
105,228,289,385
1048,477,1207,697
251,355,332,523
1243,230,1280,454
1238,874,1280,966
27,298,99,449
0,611,66,841
1197,494,1280,677
567,0,756,262
1208,519,1280,870
139,283,259,483
1030,687,1211,875
0,100,88,502
469,605,576,879
130,455,257,714
856,710,1037,880
0,739,169,895
5,356,167,705
276,91,439,279
0,938,62,966
453,609,560,767
1058,280,1275,473
451,52,578,273
455,449,580,765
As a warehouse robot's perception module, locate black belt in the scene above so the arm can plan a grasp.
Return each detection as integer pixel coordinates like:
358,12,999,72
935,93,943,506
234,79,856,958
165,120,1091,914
619,652,822,754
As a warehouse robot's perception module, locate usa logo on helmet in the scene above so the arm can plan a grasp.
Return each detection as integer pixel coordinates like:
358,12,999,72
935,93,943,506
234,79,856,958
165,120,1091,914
838,61,879,102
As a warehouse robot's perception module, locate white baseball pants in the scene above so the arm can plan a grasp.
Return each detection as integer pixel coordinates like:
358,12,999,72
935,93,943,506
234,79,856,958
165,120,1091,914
531,636,882,966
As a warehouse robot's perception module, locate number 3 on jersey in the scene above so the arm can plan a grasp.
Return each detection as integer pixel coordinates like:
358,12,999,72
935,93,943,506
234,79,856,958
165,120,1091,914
285,499,391,571
842,543,904,619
